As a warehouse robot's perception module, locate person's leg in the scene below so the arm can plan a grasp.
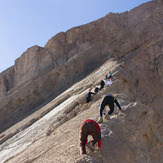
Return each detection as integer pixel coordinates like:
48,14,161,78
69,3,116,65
100,83,104,90
90,132,100,146
86,96,90,103
80,124,88,154
98,98,107,123
99,85,102,90
87,123,100,151
100,101,106,117
102,84,104,89
108,102,114,115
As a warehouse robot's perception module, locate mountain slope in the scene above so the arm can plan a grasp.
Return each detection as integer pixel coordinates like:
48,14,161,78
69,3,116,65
0,58,162,163
0,0,163,162
0,0,162,133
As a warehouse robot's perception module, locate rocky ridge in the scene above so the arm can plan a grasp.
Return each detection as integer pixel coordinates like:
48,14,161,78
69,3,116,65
0,0,162,133
0,58,162,163
0,0,162,162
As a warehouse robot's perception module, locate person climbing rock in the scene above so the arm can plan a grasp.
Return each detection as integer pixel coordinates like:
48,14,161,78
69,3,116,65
99,80,105,90
86,89,95,103
108,78,112,87
108,71,112,79
79,119,101,155
98,94,122,123
94,86,99,94
104,75,109,86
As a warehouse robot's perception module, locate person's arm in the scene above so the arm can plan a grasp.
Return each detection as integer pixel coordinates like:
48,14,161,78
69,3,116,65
114,99,122,110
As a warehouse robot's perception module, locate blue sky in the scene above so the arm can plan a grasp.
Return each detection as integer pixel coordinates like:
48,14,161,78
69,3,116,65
0,0,151,73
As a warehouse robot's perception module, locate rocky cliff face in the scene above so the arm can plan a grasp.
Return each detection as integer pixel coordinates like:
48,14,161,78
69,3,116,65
0,59,162,163
0,0,162,136
0,0,162,162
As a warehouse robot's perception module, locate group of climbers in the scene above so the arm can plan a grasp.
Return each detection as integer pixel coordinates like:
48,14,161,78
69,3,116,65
80,71,123,155
86,71,113,103
99,71,113,92
99,72,112,90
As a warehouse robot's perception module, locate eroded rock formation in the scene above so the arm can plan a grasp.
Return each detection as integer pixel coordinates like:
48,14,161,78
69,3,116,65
0,2,162,156
0,58,162,163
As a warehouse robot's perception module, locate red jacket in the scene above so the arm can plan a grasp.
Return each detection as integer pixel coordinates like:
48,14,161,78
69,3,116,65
81,119,101,148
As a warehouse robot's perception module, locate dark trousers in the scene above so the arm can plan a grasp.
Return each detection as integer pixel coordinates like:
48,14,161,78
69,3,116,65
99,84,104,90
100,100,114,117
80,122,100,154
86,96,91,103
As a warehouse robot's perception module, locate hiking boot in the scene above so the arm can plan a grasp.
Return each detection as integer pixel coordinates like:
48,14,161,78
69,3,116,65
80,146,86,155
105,114,110,120
87,142,94,152
97,117,103,123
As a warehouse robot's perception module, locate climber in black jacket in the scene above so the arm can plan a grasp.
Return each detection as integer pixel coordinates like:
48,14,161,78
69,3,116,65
86,90,95,103
98,94,122,123
94,86,99,94
99,80,105,90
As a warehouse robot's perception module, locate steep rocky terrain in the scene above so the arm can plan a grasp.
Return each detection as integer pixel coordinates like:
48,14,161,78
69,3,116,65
0,0,162,133
0,59,162,163
0,0,163,162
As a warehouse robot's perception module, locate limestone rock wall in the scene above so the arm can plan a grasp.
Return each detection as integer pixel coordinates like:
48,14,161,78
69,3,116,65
0,45,105,133
0,0,162,133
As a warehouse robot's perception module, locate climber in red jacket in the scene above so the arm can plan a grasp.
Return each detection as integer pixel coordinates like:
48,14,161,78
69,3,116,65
79,119,101,155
